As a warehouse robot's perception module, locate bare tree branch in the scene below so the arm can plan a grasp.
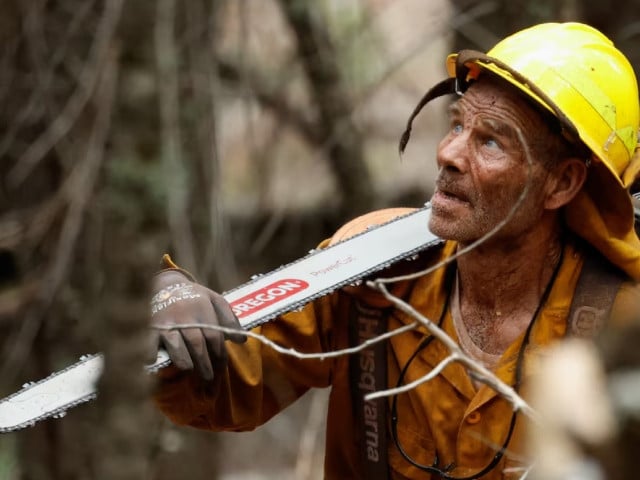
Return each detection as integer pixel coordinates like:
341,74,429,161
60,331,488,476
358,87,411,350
217,58,321,145
1,44,119,386
153,321,418,361
6,0,123,187
0,0,96,159
365,281,539,422
155,0,198,273
277,0,374,215
184,0,240,287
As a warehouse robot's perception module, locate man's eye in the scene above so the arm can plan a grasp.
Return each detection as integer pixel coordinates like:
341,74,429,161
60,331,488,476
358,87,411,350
451,123,463,134
483,137,501,149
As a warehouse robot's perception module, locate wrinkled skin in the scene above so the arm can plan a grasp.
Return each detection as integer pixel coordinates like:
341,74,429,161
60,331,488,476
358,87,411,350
429,76,588,355
430,77,568,247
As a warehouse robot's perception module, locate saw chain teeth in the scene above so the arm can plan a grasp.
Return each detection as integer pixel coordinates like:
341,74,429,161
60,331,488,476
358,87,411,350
0,351,172,432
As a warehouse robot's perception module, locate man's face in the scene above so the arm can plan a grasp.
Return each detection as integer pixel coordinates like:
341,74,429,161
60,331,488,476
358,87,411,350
429,77,554,246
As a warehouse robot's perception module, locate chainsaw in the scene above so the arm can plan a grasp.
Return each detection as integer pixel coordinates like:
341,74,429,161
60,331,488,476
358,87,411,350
0,205,441,433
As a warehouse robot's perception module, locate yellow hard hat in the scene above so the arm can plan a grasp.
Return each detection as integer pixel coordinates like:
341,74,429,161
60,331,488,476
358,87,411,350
446,22,640,189
396,23,640,278
442,23,640,279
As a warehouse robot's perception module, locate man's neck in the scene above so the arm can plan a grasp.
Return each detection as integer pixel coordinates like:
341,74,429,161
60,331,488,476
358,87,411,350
454,227,564,355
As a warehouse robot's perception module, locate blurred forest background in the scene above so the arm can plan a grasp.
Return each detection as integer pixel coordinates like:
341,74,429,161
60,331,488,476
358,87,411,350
1,0,639,479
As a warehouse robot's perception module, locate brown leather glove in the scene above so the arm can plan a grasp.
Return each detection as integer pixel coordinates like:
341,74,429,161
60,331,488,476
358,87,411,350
150,269,246,380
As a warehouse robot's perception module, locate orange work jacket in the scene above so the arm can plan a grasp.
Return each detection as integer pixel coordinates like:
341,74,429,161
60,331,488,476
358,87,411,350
153,238,640,479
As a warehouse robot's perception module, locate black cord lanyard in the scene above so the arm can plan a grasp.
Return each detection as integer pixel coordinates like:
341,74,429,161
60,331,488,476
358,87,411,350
391,252,564,479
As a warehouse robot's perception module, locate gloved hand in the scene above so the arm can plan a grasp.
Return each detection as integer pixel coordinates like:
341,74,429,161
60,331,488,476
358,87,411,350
150,269,246,380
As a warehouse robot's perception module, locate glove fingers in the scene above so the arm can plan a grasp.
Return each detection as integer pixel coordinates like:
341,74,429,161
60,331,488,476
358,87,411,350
160,330,194,371
145,330,161,365
181,326,216,380
210,290,246,344
203,326,228,373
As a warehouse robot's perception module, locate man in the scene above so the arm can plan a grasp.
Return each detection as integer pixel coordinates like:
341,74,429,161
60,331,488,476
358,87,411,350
150,23,640,479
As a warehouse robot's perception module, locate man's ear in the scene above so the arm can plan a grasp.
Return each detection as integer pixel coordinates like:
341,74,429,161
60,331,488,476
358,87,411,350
544,157,588,210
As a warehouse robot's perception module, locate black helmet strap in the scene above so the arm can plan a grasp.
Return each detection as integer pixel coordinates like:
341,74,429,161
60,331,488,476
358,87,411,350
398,77,460,155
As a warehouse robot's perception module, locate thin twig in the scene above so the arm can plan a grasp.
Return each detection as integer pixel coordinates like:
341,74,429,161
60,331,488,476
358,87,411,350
153,321,418,361
155,0,197,273
377,127,535,285
504,463,535,480
366,282,539,422
368,353,459,399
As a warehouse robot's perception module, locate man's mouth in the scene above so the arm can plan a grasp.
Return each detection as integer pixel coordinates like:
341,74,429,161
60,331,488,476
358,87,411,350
433,181,470,204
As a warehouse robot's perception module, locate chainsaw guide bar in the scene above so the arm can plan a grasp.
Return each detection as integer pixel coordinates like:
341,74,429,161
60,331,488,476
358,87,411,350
0,206,440,432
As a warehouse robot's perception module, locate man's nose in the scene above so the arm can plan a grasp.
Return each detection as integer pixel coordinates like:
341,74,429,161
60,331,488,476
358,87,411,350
436,132,468,173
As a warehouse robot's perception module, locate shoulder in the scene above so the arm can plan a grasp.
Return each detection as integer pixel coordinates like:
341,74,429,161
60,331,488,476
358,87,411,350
328,206,449,280
328,208,418,246
321,208,451,304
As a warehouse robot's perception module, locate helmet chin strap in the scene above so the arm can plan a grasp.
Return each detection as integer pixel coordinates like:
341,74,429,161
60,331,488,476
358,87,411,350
398,51,476,156
398,77,462,156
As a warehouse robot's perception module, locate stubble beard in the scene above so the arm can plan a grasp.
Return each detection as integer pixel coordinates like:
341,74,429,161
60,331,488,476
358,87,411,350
429,205,497,247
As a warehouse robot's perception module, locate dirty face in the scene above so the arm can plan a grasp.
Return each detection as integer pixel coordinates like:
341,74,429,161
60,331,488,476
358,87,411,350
429,77,557,246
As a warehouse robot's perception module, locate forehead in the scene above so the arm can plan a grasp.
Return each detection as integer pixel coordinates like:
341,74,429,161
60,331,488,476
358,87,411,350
452,77,548,134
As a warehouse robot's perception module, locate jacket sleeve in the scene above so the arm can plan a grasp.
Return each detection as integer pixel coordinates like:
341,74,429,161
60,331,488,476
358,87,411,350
152,283,341,432
152,208,415,432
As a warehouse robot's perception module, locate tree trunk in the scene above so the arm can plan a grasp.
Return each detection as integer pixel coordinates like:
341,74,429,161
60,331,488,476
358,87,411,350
278,0,375,218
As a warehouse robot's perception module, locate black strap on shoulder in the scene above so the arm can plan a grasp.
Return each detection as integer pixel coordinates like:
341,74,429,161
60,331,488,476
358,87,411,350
349,300,391,479
567,248,627,339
